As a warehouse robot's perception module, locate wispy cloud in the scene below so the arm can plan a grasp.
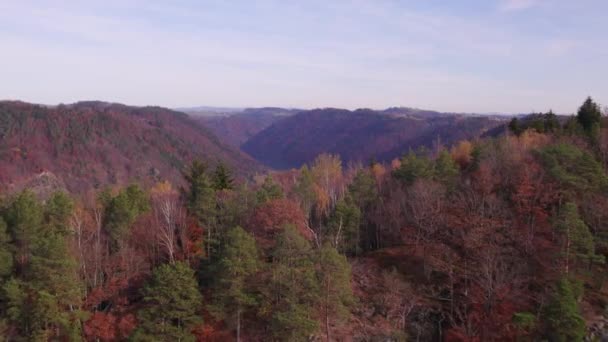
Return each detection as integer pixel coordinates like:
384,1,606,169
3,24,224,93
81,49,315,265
499,0,539,12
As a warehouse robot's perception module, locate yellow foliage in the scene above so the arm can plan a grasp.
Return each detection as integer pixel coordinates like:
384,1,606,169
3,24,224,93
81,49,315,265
150,180,175,196
450,140,473,169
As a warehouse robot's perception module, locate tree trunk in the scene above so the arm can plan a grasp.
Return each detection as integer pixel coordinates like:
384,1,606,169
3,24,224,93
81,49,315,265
237,307,241,342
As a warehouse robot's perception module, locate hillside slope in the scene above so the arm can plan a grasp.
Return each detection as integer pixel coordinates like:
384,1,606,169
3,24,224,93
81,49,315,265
195,107,298,147
242,108,507,169
0,101,261,193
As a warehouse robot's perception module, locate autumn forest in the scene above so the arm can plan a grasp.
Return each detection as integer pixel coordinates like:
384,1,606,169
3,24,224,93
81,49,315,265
0,97,606,341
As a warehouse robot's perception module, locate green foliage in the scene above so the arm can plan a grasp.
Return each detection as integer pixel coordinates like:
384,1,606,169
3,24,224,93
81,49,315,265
393,149,459,188
184,161,218,258
393,150,434,184
104,184,149,251
211,227,259,339
434,150,459,189
1,191,82,340
348,170,378,210
544,278,586,342
316,243,354,339
44,192,74,235
326,196,361,255
577,96,602,138
555,202,604,272
293,166,317,218
212,162,235,190
538,143,608,194
255,175,284,204
509,111,561,136
0,218,13,278
4,191,43,271
135,262,202,342
509,118,522,136
264,225,319,341
512,312,536,331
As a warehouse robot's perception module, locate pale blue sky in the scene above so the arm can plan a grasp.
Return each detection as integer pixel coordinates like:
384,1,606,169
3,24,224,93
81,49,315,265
0,0,606,113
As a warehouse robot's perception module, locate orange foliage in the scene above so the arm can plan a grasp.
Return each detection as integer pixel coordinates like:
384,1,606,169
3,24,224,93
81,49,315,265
247,198,312,249
450,140,473,169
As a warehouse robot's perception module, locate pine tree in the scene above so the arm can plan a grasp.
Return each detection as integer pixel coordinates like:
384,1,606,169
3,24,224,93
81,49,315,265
104,185,149,252
183,161,218,259
555,202,604,274
4,191,43,274
135,262,202,341
211,226,259,341
326,197,361,255
576,96,602,138
264,225,319,341
255,175,284,204
393,149,434,184
2,191,83,340
316,243,354,341
434,150,459,189
544,278,585,342
213,162,235,191
0,218,14,278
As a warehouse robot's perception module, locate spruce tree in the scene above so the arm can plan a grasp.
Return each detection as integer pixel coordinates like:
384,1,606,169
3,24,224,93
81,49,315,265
555,202,604,274
184,161,218,259
576,96,602,138
134,262,202,341
316,243,354,341
213,162,235,191
0,218,13,278
544,278,585,342
326,197,361,255
211,226,259,341
265,225,319,341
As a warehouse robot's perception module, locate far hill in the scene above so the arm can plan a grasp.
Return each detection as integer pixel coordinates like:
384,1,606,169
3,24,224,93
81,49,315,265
242,108,508,169
195,107,300,147
0,101,261,193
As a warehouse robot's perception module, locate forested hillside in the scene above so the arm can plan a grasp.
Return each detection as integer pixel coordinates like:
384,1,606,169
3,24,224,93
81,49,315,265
0,101,261,194
0,97,606,341
242,108,507,169
196,108,297,147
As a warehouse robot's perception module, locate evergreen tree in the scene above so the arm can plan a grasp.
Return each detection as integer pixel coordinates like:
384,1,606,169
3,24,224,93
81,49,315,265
255,175,284,204
544,278,585,342
576,96,602,138
264,225,319,341
104,185,149,252
434,150,459,189
293,166,317,220
135,262,202,341
0,218,14,278
554,202,604,274
316,243,354,341
326,197,361,255
539,143,608,194
213,162,235,191
348,170,378,210
393,150,434,184
2,191,83,340
211,227,259,341
4,191,43,274
183,161,218,258
508,118,522,136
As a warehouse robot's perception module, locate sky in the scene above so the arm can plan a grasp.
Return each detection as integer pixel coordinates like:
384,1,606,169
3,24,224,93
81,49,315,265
0,0,606,114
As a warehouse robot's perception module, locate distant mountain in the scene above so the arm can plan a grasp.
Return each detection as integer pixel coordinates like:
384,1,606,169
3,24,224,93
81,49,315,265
176,106,244,117
195,107,300,147
242,108,508,169
0,101,262,193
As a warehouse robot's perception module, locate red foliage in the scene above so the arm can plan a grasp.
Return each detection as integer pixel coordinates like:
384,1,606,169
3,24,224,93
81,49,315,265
84,312,117,341
0,101,261,193
247,198,313,248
